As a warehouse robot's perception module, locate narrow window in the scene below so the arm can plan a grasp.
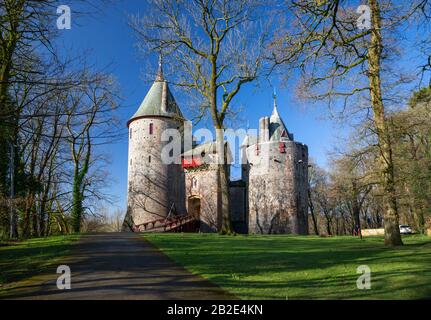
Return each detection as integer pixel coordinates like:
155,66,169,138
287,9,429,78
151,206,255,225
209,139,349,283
149,123,154,135
192,177,198,188
148,155,151,163
130,129,132,140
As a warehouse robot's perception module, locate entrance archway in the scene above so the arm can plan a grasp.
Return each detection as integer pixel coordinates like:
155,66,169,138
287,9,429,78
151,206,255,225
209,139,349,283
188,196,201,220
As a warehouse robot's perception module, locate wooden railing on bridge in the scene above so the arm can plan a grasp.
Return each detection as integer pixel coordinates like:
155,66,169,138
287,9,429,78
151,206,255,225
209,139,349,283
132,214,198,233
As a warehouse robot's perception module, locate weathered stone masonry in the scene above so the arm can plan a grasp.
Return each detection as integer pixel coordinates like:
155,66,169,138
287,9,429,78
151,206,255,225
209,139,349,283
123,62,309,235
244,97,309,234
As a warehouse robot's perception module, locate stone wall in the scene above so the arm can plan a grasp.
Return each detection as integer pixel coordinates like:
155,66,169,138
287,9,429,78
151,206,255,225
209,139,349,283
246,140,309,234
125,115,308,235
127,117,186,227
184,165,220,232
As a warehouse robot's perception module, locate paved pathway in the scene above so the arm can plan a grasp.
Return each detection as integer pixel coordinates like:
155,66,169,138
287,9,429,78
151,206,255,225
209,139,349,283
5,233,236,300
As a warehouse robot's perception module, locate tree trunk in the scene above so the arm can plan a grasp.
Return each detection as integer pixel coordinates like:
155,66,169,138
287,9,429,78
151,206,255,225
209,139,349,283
0,0,22,199
368,0,402,246
71,164,83,233
209,56,233,235
217,129,233,234
8,140,18,238
324,210,332,235
308,188,319,235
415,209,425,234
352,198,362,238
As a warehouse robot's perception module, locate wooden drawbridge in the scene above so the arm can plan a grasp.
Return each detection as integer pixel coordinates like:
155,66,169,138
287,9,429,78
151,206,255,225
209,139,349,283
130,214,199,233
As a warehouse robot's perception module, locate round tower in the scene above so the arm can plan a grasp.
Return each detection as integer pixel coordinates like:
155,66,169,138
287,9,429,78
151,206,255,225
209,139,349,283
124,59,186,230
246,90,309,234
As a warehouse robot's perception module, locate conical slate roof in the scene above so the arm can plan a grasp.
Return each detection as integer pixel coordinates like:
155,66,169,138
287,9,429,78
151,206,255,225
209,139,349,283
269,90,291,141
128,60,184,126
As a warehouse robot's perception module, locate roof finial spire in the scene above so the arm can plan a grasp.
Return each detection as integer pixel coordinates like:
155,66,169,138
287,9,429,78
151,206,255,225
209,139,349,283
272,87,279,117
156,53,164,82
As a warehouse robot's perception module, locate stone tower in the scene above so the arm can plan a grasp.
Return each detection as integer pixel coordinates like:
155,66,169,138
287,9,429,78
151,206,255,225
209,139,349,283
245,91,309,234
123,59,186,230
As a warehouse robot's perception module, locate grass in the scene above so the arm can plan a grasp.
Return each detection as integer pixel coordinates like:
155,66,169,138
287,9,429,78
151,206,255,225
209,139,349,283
0,234,80,294
144,233,431,300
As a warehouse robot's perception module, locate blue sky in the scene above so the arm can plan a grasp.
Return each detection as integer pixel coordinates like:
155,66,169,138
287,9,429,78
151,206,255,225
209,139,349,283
57,1,347,213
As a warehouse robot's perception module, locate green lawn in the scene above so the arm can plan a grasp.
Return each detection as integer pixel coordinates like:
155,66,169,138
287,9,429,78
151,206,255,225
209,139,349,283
144,233,431,299
0,235,80,293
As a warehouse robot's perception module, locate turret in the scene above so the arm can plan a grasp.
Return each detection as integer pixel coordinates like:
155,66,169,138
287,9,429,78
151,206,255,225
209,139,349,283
123,57,186,230
246,89,309,235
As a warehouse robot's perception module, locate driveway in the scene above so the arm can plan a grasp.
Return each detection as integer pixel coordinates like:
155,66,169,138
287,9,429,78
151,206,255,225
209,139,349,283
4,233,236,300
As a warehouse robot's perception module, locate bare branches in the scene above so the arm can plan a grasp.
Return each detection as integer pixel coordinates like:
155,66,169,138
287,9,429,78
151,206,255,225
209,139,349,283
130,0,274,126
272,0,431,245
0,0,121,238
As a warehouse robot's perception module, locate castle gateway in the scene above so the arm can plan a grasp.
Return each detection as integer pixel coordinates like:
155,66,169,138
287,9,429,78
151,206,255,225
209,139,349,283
123,62,309,235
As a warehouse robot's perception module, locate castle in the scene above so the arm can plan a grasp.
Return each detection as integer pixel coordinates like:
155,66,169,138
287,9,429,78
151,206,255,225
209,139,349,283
123,62,309,234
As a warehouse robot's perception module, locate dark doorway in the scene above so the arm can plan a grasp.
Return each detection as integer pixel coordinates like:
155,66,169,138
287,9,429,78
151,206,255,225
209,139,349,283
188,196,201,220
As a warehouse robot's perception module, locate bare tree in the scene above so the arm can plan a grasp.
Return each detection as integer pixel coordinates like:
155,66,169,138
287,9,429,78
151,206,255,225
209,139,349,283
308,164,335,236
330,152,374,236
111,209,124,232
0,0,117,238
272,0,431,246
390,87,431,233
64,74,119,233
307,160,320,235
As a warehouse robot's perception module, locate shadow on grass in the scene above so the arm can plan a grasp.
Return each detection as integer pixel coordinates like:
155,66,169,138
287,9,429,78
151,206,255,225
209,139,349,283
144,234,431,299
1,233,236,300
0,235,80,286
2,233,430,300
